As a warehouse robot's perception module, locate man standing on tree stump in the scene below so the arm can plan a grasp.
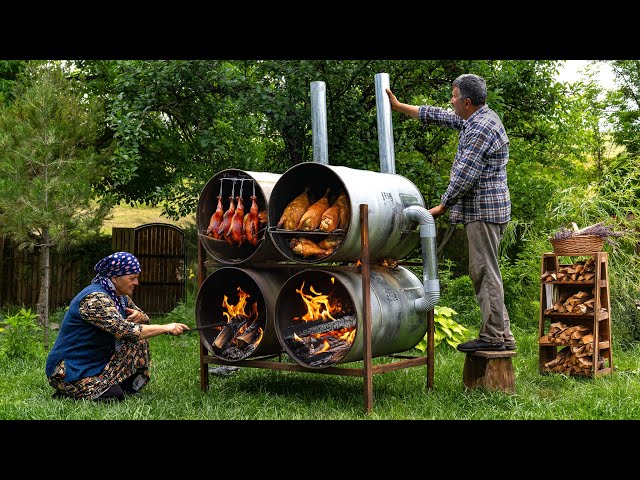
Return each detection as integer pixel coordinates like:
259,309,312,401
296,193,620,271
387,73,516,352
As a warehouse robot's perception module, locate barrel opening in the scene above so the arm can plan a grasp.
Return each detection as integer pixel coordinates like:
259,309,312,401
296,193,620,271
197,169,269,264
275,270,357,369
196,268,271,361
268,163,351,264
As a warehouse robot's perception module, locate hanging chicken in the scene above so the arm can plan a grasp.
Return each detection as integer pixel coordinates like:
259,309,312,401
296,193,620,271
277,187,311,230
228,195,245,246
244,195,260,247
218,195,235,246
298,187,331,231
206,195,224,239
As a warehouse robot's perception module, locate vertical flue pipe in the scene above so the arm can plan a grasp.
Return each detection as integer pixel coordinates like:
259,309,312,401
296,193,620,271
375,72,395,174
375,71,439,312
311,81,329,165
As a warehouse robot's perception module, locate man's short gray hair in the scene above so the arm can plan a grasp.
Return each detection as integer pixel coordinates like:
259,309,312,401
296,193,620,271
453,74,487,107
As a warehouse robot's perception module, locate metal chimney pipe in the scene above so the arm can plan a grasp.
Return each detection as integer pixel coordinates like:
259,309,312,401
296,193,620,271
375,72,395,174
311,81,329,164
376,71,440,313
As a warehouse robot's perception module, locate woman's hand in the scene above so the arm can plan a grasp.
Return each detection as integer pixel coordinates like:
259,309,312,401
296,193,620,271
138,322,190,339
126,307,148,324
164,322,190,336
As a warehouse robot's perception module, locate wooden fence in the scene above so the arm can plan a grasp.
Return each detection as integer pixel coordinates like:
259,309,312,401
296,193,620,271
0,223,186,315
0,236,94,310
112,224,186,316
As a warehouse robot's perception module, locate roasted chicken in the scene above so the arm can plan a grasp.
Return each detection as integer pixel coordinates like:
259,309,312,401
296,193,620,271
258,210,267,226
218,195,235,246
244,195,260,247
206,195,224,239
229,195,245,246
319,202,340,233
289,237,333,258
277,187,311,230
316,235,342,250
333,190,350,230
298,188,331,231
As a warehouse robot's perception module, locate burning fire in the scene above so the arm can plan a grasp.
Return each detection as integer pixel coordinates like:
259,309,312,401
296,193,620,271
294,280,341,322
282,277,357,367
213,286,262,359
222,286,258,323
291,279,355,353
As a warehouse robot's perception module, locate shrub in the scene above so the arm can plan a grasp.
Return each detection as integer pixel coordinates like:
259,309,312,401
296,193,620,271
415,305,469,351
0,307,44,359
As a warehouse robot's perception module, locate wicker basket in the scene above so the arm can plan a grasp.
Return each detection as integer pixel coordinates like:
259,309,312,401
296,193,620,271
550,235,605,255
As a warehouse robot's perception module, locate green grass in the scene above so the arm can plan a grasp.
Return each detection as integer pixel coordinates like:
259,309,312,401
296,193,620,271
101,202,195,235
3,304,640,421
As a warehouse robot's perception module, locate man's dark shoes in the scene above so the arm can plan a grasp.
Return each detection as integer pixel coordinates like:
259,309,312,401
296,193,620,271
457,338,506,352
504,341,517,351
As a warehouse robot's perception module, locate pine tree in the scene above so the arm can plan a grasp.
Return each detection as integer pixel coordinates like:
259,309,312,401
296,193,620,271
0,61,112,348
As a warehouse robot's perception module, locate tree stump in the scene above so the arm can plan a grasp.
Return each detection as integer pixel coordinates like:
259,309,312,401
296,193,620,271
462,350,517,393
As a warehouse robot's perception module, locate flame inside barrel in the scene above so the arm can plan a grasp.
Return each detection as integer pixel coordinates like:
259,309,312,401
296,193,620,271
275,267,430,369
285,279,357,367
196,267,288,361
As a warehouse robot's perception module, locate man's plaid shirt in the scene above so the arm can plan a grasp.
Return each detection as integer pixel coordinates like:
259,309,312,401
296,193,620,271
418,104,511,225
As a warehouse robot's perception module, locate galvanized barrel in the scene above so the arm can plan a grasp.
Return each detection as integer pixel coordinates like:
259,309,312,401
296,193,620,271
195,266,294,361
274,266,428,369
267,163,425,264
197,169,286,265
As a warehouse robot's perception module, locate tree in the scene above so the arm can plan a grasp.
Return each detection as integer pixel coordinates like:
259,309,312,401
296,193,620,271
604,60,640,156
74,59,570,221
0,61,111,347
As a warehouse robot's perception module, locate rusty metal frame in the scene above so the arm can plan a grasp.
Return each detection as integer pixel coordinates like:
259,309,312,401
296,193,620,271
197,204,434,414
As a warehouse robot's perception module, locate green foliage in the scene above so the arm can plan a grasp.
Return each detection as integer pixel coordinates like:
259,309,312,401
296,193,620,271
0,308,43,359
415,305,470,351
0,61,112,248
0,60,27,104
436,261,482,329
605,60,640,155
71,59,570,221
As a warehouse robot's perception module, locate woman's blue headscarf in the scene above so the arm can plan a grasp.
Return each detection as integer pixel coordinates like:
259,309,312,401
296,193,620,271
91,252,141,311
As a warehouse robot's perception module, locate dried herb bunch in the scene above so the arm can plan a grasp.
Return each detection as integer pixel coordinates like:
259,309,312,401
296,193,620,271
552,222,625,245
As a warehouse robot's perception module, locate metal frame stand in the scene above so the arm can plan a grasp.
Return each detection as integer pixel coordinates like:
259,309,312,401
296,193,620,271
197,204,434,414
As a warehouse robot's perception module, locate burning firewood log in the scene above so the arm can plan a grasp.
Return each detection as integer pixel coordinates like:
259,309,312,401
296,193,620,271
211,314,264,361
288,335,352,367
282,314,357,341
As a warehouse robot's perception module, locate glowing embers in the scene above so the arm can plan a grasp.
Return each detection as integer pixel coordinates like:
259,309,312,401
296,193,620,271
212,286,264,360
281,278,356,367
